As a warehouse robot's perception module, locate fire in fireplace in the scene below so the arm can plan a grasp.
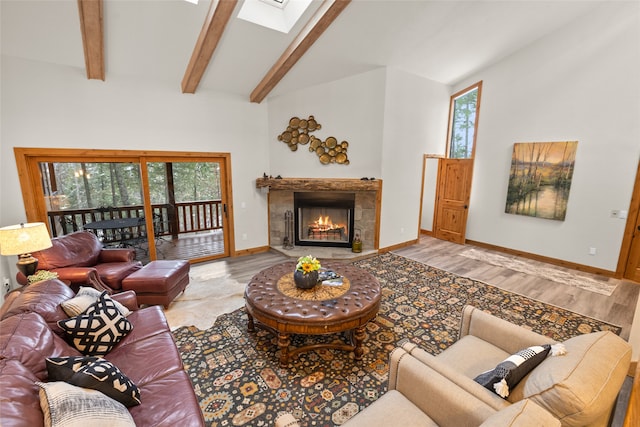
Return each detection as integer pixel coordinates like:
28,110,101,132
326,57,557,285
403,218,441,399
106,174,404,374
294,192,355,248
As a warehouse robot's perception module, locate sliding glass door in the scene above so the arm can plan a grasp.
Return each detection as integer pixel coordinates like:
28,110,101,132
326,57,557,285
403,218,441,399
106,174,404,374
16,148,232,264
146,161,226,261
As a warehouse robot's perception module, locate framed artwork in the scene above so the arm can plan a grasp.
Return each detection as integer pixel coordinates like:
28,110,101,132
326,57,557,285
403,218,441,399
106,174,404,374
505,141,578,221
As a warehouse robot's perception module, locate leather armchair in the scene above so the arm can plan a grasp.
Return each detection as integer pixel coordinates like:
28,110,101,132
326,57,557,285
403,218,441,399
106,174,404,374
17,231,142,293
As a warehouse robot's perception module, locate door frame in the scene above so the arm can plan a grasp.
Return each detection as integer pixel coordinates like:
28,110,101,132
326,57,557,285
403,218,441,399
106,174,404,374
428,81,482,244
13,147,235,262
618,160,640,280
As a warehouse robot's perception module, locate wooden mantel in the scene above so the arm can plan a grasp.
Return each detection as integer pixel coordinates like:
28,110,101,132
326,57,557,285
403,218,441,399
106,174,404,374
256,177,382,192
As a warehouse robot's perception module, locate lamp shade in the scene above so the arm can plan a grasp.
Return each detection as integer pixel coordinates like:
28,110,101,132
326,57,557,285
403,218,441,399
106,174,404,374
0,222,53,255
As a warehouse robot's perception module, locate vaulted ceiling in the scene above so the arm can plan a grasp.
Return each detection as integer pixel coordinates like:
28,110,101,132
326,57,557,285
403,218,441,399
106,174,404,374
1,0,607,102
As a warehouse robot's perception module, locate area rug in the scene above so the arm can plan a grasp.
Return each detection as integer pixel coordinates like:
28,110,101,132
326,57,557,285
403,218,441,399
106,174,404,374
163,266,246,330
172,253,620,427
459,248,617,296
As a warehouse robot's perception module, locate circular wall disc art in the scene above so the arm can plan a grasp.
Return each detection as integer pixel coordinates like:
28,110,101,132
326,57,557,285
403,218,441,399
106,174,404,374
277,115,350,165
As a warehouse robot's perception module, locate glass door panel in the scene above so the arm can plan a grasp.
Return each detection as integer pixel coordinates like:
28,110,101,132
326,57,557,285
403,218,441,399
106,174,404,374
146,161,227,261
39,161,145,249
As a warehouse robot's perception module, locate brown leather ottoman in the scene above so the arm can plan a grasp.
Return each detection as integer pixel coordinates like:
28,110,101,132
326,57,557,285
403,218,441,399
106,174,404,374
245,261,381,367
122,260,190,308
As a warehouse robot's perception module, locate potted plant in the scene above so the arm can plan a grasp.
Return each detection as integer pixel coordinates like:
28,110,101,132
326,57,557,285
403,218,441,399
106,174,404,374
293,255,321,289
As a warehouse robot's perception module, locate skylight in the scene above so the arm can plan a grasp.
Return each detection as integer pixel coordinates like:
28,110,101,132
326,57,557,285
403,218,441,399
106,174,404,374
260,0,289,9
238,0,311,34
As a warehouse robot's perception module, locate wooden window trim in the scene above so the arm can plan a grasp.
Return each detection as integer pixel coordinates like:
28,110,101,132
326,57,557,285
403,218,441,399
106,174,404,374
445,81,483,159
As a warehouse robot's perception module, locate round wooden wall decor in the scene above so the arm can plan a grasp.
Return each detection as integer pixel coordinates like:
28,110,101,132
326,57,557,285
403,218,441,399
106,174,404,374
277,115,350,165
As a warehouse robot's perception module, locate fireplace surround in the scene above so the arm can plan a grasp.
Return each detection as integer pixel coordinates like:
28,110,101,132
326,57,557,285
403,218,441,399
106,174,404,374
257,178,381,252
294,192,355,248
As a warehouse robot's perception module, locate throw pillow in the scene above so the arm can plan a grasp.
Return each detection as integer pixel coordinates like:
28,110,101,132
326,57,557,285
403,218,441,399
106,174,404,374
61,286,131,317
58,292,133,356
46,355,100,382
36,381,135,427
46,356,141,407
474,344,554,398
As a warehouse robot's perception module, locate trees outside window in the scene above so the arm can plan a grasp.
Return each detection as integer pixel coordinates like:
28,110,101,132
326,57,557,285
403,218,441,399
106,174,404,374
448,82,482,159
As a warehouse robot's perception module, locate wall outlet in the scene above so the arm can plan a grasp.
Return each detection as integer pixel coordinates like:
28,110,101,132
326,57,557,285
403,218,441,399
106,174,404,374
589,247,597,256
242,233,248,241
3,277,11,295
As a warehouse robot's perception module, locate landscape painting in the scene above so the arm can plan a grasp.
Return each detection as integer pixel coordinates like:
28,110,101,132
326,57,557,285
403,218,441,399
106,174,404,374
505,141,578,221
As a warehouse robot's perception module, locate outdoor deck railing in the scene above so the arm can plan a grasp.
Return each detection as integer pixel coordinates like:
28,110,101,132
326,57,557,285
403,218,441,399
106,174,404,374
47,200,223,244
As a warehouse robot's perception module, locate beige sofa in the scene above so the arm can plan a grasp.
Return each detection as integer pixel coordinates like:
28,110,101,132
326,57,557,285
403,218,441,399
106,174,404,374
343,305,632,427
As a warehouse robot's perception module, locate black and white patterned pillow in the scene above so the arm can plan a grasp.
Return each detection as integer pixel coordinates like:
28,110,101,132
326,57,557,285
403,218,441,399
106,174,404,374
46,356,141,407
36,381,136,427
474,344,552,398
58,292,133,356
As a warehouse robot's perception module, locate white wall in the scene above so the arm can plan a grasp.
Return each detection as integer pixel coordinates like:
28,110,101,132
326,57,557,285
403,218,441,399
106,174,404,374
456,1,640,272
0,56,271,288
266,68,450,249
267,68,386,179
380,68,450,248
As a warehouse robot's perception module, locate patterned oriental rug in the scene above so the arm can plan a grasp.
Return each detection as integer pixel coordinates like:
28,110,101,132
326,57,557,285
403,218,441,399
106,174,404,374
172,253,620,427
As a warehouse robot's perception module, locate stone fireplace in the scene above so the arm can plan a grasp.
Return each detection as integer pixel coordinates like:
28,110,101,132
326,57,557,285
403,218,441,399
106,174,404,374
256,178,381,252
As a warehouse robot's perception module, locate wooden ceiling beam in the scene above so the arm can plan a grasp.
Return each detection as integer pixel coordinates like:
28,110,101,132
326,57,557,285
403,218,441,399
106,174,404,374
182,0,238,94
250,0,351,104
77,0,105,80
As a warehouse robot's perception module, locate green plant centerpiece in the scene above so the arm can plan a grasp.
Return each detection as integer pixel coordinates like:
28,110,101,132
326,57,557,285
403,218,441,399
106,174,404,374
293,255,321,289
27,270,59,285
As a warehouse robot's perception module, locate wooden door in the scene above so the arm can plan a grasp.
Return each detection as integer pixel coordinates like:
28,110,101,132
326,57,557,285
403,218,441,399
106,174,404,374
623,162,640,282
433,158,473,244
625,215,640,282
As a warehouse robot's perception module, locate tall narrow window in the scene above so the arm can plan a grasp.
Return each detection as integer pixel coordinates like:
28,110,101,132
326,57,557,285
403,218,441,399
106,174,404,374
447,81,482,159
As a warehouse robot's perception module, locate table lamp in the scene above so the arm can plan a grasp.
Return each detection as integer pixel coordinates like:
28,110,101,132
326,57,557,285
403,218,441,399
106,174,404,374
0,222,53,277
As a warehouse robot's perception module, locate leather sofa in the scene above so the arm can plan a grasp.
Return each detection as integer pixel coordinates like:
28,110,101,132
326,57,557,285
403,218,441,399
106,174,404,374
343,305,632,427
16,231,142,293
0,279,205,427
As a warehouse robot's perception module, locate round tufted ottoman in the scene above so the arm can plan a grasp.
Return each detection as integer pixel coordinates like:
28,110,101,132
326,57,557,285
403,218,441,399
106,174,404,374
245,261,381,367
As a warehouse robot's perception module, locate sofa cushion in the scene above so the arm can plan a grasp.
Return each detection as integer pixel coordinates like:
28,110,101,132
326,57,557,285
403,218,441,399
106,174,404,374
479,399,560,426
113,305,170,346
1,280,75,335
61,286,131,317
0,358,45,427
58,293,132,356
106,331,184,386
127,368,208,427
474,344,551,398
509,331,632,426
36,381,136,427
0,312,81,380
340,390,438,427
46,356,141,407
437,335,511,378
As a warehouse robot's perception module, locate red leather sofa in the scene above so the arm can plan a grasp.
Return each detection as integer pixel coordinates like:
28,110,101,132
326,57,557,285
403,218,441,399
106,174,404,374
17,231,142,293
0,279,205,426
